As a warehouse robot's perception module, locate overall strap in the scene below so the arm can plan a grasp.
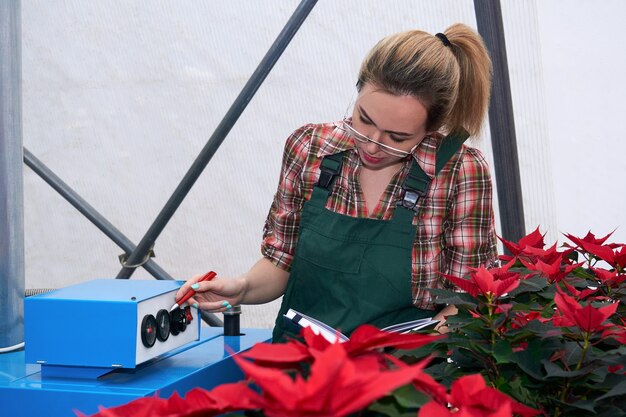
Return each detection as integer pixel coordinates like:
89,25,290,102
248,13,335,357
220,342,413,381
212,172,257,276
309,152,345,206
394,130,469,222
435,130,470,174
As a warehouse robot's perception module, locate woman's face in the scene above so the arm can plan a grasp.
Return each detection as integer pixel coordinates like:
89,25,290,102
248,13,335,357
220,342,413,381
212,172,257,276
351,83,430,170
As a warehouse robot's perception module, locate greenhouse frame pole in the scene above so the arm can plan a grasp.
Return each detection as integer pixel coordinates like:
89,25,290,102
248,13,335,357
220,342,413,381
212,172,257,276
117,0,318,279
23,149,223,326
474,0,526,244
0,0,25,351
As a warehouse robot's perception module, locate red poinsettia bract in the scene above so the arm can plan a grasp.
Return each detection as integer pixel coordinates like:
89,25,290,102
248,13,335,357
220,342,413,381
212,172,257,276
240,325,440,370
345,323,442,356
499,228,569,264
590,266,626,288
79,381,263,417
510,311,548,329
564,230,626,269
443,265,521,300
418,374,540,417
234,340,433,417
563,230,619,250
613,246,626,270
561,281,602,301
520,256,582,283
500,227,546,258
82,326,439,417
552,287,617,333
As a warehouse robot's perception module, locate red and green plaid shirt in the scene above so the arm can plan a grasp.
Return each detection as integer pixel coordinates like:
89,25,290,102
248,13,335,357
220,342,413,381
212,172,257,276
262,121,498,310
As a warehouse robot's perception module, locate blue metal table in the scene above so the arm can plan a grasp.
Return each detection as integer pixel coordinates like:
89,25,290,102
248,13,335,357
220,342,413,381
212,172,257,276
0,327,271,417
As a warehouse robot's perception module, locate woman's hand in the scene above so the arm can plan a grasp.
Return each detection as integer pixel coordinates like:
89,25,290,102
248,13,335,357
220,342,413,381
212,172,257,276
432,304,458,334
175,257,290,312
175,274,245,313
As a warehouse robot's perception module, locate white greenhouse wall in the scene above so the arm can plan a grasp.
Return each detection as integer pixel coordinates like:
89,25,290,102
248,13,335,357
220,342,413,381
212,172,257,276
20,1,625,328
536,0,626,245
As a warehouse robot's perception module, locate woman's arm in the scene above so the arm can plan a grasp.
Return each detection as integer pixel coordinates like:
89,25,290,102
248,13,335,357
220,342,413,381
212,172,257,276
435,147,498,332
176,126,316,313
445,147,498,281
239,257,290,304
174,257,289,312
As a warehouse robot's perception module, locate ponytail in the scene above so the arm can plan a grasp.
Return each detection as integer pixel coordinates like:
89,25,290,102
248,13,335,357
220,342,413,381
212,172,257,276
358,23,492,137
444,23,492,136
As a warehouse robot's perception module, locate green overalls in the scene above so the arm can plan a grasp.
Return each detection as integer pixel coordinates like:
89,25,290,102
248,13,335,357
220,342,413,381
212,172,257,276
272,133,467,342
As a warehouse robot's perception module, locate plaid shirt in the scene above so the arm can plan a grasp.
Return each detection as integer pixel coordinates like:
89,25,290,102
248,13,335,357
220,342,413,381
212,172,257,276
262,121,498,310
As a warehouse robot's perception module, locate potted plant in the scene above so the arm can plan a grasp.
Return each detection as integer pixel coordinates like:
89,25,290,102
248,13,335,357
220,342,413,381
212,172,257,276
403,229,626,417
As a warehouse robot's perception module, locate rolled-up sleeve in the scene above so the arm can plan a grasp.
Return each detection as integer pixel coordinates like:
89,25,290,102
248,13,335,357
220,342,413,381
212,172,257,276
261,125,313,271
444,147,498,280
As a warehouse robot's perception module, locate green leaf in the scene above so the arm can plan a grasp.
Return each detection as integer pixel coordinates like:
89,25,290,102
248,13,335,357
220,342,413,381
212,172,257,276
492,313,508,329
593,406,626,417
424,361,463,386
537,290,557,303
492,340,514,364
588,366,611,384
570,267,596,280
596,378,626,401
562,341,583,367
565,274,596,290
428,288,462,301
588,372,626,391
428,289,478,308
447,347,493,376
510,302,540,312
523,320,563,339
512,340,547,380
560,399,597,413
392,384,430,408
365,401,406,416
542,359,593,378
396,344,440,361
566,250,579,263
367,394,420,417
585,347,626,370
508,275,549,297
505,375,540,406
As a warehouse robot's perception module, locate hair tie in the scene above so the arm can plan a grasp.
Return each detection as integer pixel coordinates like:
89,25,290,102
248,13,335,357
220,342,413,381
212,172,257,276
435,32,451,47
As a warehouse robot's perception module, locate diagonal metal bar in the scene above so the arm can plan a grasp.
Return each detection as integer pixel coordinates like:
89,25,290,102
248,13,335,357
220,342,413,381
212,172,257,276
23,148,223,326
116,0,318,279
473,0,526,246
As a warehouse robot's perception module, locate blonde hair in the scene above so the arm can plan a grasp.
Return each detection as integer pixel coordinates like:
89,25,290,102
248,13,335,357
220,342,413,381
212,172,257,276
357,23,492,137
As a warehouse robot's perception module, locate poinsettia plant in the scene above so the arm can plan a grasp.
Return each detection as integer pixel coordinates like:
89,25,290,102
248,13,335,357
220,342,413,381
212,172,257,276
412,228,626,417
80,229,626,417
80,325,537,417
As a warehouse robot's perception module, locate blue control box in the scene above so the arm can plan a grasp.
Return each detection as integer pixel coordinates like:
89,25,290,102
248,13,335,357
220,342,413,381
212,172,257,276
25,279,200,370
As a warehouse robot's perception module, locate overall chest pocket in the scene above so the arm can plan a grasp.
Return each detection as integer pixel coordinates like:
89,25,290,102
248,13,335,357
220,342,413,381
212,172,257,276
295,227,366,274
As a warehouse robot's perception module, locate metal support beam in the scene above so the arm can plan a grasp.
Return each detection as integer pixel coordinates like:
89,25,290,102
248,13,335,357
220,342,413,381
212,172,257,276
474,0,526,244
23,149,173,281
116,0,318,279
0,0,24,350
23,149,222,326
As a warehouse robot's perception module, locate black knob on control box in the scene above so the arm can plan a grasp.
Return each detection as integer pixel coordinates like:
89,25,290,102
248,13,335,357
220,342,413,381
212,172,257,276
170,307,188,336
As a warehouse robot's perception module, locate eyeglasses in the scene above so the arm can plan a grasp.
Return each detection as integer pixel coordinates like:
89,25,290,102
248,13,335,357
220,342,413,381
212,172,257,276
341,119,418,158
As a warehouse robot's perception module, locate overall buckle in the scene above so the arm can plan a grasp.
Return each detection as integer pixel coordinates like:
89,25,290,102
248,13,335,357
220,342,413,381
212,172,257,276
400,190,424,210
317,167,337,189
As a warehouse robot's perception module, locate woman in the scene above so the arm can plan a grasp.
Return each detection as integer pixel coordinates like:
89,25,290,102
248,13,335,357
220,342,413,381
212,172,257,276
175,23,498,341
